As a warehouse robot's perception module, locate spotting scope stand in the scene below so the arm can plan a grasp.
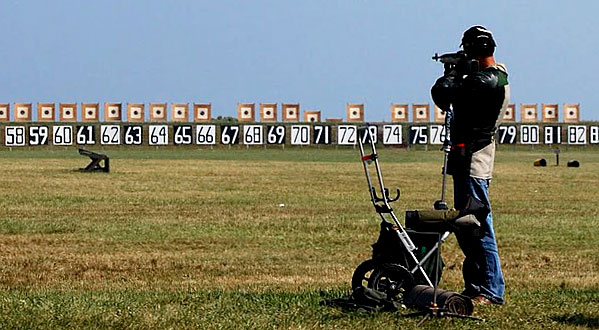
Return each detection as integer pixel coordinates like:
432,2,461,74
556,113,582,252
434,107,453,211
78,149,110,173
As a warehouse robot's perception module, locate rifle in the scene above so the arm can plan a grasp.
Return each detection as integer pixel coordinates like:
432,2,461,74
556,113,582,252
432,50,478,76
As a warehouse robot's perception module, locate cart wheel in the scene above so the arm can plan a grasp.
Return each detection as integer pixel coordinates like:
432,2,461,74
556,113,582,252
369,263,414,300
351,259,378,290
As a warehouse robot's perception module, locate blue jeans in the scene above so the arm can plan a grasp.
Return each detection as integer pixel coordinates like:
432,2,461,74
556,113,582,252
453,175,505,304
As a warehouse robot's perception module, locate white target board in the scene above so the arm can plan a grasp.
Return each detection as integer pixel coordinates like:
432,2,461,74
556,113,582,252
149,125,169,145
82,105,99,121
290,125,310,145
76,126,96,145
429,125,446,145
196,125,216,145
28,126,49,145
383,125,403,145
172,105,188,121
15,104,31,121
543,126,561,145
497,126,517,144
409,126,428,145
590,126,599,144
52,126,73,146
5,126,26,146
283,104,299,121
567,125,587,145
337,125,357,145
266,125,286,144
243,125,264,145
124,125,143,145
39,105,54,121
173,125,193,145
105,104,121,121
100,125,121,145
519,125,540,144
0,105,8,121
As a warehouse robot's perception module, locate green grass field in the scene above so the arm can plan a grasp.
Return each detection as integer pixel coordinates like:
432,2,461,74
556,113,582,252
1,147,598,329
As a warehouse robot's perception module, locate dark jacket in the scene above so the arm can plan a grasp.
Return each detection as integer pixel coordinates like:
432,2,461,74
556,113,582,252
431,63,510,178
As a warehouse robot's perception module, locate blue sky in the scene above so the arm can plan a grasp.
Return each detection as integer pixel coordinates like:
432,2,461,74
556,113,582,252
1,0,597,121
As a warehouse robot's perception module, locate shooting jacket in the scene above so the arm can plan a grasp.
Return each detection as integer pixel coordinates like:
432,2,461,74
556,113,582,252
431,63,510,179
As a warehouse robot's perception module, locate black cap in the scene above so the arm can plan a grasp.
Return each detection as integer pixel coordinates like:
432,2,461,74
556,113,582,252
461,25,496,57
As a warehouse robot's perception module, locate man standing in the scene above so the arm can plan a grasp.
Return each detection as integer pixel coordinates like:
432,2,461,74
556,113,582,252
431,26,508,305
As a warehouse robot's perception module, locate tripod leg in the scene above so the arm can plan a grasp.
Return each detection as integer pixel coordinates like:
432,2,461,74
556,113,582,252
416,313,430,326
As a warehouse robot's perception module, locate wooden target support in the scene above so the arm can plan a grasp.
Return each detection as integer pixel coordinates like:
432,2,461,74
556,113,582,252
502,104,516,122
260,103,277,122
563,104,580,123
127,103,145,122
59,103,77,121
237,103,255,122
412,104,430,122
282,103,299,122
14,103,32,121
150,103,167,121
78,148,109,173
391,104,408,122
520,104,538,122
171,103,189,122
104,103,122,121
541,104,558,122
304,110,321,123
0,104,8,121
38,103,55,122
346,104,364,122
194,103,211,122
82,103,100,121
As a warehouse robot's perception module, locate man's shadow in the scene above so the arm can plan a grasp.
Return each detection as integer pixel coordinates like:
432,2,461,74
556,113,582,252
551,313,599,328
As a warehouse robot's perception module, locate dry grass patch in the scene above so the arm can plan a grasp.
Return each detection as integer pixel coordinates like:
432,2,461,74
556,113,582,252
0,148,598,329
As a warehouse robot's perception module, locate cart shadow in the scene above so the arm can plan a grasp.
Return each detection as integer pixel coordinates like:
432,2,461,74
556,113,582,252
551,313,599,328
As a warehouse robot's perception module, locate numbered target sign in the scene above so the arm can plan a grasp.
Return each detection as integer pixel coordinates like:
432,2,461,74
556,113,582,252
100,125,121,145
589,126,599,144
409,126,428,145
52,126,73,146
567,125,587,145
266,125,286,144
383,125,403,145
520,125,540,144
76,126,97,145
173,125,193,145
220,125,240,145
497,126,517,144
543,126,561,145
337,125,357,145
124,125,143,145
359,126,378,144
28,126,49,146
196,125,216,145
429,125,446,145
149,125,169,145
313,125,331,144
243,125,264,145
290,125,310,145
5,126,26,146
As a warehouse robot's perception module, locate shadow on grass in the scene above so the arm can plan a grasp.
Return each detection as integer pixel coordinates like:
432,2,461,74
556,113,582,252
551,313,599,328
